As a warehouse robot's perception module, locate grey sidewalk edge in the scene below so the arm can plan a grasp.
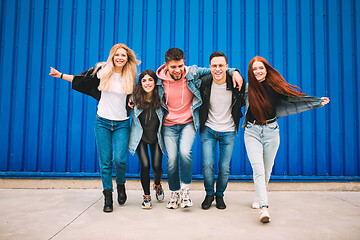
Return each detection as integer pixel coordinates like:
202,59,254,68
1,179,360,191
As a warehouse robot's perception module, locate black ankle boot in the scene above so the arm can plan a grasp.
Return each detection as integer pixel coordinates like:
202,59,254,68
201,194,214,210
117,184,127,205
102,189,113,213
215,195,226,210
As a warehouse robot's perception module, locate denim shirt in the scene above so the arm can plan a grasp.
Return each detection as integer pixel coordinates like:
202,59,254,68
241,83,323,128
156,65,236,131
128,105,165,155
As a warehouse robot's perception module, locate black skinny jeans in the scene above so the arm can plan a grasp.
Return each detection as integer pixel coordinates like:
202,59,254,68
136,140,163,195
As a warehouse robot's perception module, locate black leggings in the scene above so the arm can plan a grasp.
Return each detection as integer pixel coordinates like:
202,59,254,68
136,140,163,195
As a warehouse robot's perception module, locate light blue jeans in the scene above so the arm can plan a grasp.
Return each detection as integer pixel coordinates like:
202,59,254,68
200,126,235,197
94,115,130,190
244,121,280,208
162,122,196,191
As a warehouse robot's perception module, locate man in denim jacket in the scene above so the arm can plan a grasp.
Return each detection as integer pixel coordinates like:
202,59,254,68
156,48,243,209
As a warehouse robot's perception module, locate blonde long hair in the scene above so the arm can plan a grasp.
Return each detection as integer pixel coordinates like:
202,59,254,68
93,43,140,94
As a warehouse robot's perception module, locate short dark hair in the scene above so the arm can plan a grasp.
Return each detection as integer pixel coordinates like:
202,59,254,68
209,51,228,64
165,48,185,63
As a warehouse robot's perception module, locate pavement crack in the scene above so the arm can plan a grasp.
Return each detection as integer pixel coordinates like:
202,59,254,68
328,193,360,208
48,196,102,240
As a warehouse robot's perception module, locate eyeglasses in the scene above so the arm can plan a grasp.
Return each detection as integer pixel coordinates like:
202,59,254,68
210,64,227,69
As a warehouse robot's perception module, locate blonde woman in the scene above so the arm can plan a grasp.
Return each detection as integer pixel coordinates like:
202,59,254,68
49,43,140,213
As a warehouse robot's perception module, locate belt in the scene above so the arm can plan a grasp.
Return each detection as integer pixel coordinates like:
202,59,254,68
249,118,276,126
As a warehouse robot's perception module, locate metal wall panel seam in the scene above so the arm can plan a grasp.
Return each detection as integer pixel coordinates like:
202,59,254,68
213,0,218,50
226,0,232,61
198,0,204,66
155,0,162,68
113,0,119,44
352,0,360,176
9,0,20,170
296,0,303,175
343,0,356,175
184,0,190,59
170,0,175,47
268,0,274,63
323,0,331,176
0,0,7,167
141,0,148,69
337,0,345,176
24,0,35,171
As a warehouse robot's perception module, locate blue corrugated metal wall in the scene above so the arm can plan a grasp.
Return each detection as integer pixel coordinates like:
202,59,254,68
0,0,359,180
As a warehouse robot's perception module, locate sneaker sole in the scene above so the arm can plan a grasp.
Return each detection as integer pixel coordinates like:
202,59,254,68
181,202,193,208
141,206,152,209
260,216,270,223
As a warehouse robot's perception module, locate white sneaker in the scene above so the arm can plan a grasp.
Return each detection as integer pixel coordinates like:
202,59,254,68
167,191,180,209
251,200,260,209
259,209,271,223
180,188,193,208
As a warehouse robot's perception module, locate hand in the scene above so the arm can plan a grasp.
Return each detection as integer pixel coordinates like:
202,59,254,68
232,71,243,91
128,98,134,108
320,97,330,106
49,67,61,78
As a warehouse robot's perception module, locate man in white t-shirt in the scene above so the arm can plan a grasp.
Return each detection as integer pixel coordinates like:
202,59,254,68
199,52,246,210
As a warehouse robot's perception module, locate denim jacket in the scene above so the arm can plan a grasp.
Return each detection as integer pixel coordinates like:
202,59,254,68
128,105,165,155
241,83,323,128
156,65,236,131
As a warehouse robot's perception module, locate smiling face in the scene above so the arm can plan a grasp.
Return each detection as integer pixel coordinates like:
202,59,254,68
166,59,185,81
252,61,267,82
113,48,128,70
141,74,155,93
210,56,228,84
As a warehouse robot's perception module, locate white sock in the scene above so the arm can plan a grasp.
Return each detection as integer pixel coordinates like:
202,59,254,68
181,183,190,190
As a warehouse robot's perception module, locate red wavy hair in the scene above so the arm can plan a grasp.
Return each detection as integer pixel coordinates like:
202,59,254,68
247,56,307,123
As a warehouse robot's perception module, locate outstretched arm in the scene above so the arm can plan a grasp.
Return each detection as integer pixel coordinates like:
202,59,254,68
320,97,330,106
49,67,74,82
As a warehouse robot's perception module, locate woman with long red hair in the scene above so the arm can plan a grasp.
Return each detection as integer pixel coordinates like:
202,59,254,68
243,56,329,223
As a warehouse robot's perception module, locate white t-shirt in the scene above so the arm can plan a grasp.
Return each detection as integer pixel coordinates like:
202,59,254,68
205,81,235,132
96,69,128,121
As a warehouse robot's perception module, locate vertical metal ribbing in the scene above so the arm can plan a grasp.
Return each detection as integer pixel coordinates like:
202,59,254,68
170,0,175,47
268,0,274,63
198,0,204,66
351,0,359,176
23,0,35,170
184,0,190,60
141,0,148,69
9,0,20,170
337,0,345,175
213,0,218,51
324,0,330,176
226,0,232,62
255,0,259,55
282,0,289,174
99,0,105,59
155,0,161,67
296,0,303,174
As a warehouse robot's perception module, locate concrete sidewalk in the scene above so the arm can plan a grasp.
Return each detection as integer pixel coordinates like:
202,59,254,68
0,181,359,240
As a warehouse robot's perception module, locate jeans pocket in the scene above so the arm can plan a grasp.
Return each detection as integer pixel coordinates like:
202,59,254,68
267,122,279,130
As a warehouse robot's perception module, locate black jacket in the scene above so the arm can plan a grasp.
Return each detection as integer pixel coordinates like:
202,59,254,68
199,72,246,133
72,67,132,116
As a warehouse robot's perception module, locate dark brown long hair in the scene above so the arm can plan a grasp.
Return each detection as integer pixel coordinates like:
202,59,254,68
133,69,161,109
247,56,307,123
